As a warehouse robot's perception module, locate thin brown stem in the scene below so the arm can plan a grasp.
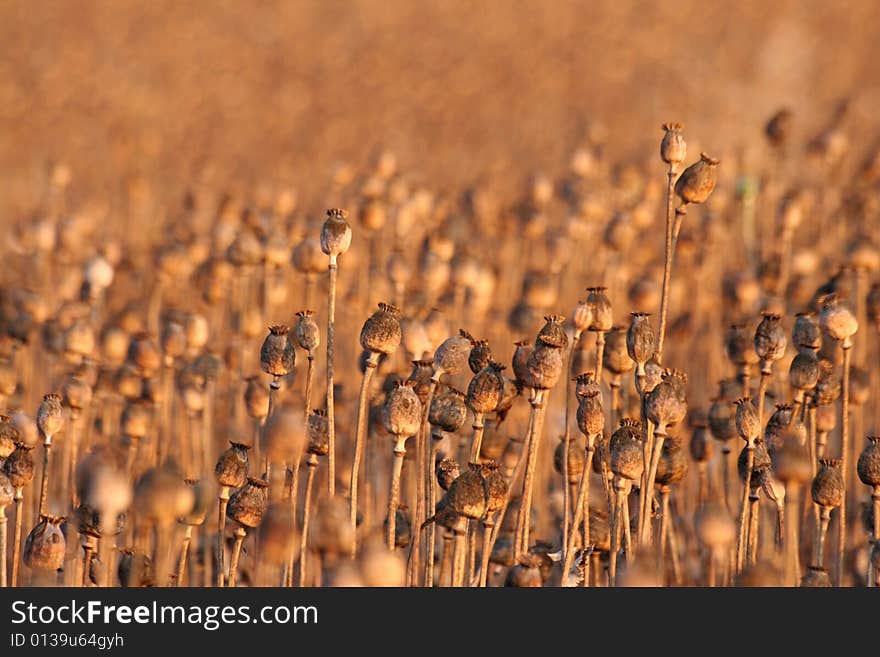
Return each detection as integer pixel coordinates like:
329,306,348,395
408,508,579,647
216,488,230,587
387,438,407,549
350,354,378,557
228,526,246,588
299,457,318,587
176,525,193,586
326,260,338,497
657,165,677,362
562,330,582,553
736,445,754,574
837,343,851,585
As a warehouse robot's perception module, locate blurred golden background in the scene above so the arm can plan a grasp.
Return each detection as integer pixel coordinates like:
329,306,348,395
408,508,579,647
1,0,879,215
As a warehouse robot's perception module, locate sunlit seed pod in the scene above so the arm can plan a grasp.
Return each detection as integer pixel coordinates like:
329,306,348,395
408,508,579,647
800,566,832,587
726,324,759,367
226,228,263,268
466,361,505,414
754,313,786,363
554,435,584,485
646,370,688,431
0,415,20,458
24,515,66,571
573,372,601,399
642,357,664,393
689,420,713,463
523,340,564,390
626,312,655,367
227,477,269,528
772,439,812,485
814,403,836,434
435,457,460,492
400,317,431,360
655,438,688,487
182,478,211,526
117,549,154,587
320,208,352,259
406,360,434,405
215,442,250,489
260,325,295,377
512,339,534,384
815,360,841,405
733,398,760,443
447,463,489,519
307,409,330,456
432,330,473,377
264,406,305,465
120,400,151,439
857,436,880,487
535,314,568,349
292,237,326,275
37,393,65,440
244,376,270,420
63,319,95,361
504,554,544,587
428,386,467,433
134,464,195,527
610,432,643,481
310,496,354,557
127,332,161,378
184,313,209,352
811,458,844,509
3,442,35,488
0,471,13,508
694,503,735,551
737,439,772,488
481,461,507,513
571,299,593,334
660,122,687,166
383,382,422,438
789,347,820,394
360,303,402,355
819,294,858,341
160,321,186,363
675,152,720,205
576,390,604,437
263,233,291,269
584,287,612,333
603,326,633,376
101,326,130,367
293,310,320,352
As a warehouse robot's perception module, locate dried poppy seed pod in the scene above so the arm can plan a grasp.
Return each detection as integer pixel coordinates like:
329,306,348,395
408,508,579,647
811,459,844,508
116,364,143,400
310,496,354,556
610,432,643,481
293,310,320,352
260,503,299,564
537,314,568,349
576,390,604,437
307,409,330,456
571,299,593,335
554,436,585,485
292,237,326,275
160,321,186,364
184,313,209,353
754,313,787,367
244,376,270,420
433,331,472,376
689,420,713,463
0,472,13,508
512,339,533,383
468,339,492,375
127,333,161,377
406,360,434,404
0,416,20,458
61,375,92,414
120,400,151,440
214,442,250,489
260,325,295,377
227,477,268,528
857,436,880,487
819,295,858,344
660,122,687,167
815,360,841,405
133,465,194,527
789,347,820,396
524,339,565,390
646,370,688,433
320,208,352,261
737,439,772,487
505,554,544,587
3,442,35,489
466,361,505,414
360,303,402,355
726,324,758,367
37,393,65,442
586,288,612,333
868,284,880,327
603,326,633,376
447,463,488,519
428,387,467,434
655,439,688,487
264,407,305,465
675,152,719,205
734,398,761,445
383,382,422,438
800,566,832,587
792,313,821,350
435,456,460,491
643,356,664,393
24,514,66,571
773,440,812,485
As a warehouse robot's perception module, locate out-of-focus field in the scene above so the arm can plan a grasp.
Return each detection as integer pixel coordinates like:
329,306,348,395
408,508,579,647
1,0,879,215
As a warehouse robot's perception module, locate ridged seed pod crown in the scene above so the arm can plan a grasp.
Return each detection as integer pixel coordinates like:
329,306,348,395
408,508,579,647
660,122,687,166
675,152,719,205
37,393,65,440
576,390,604,437
734,398,761,443
468,338,492,374
435,457,460,491
646,370,688,432
215,441,250,489
293,310,320,352
260,325,295,377
610,431,644,481
383,381,422,438
447,463,488,519
360,303,402,355
537,315,568,349
3,442,35,489
586,288,613,332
